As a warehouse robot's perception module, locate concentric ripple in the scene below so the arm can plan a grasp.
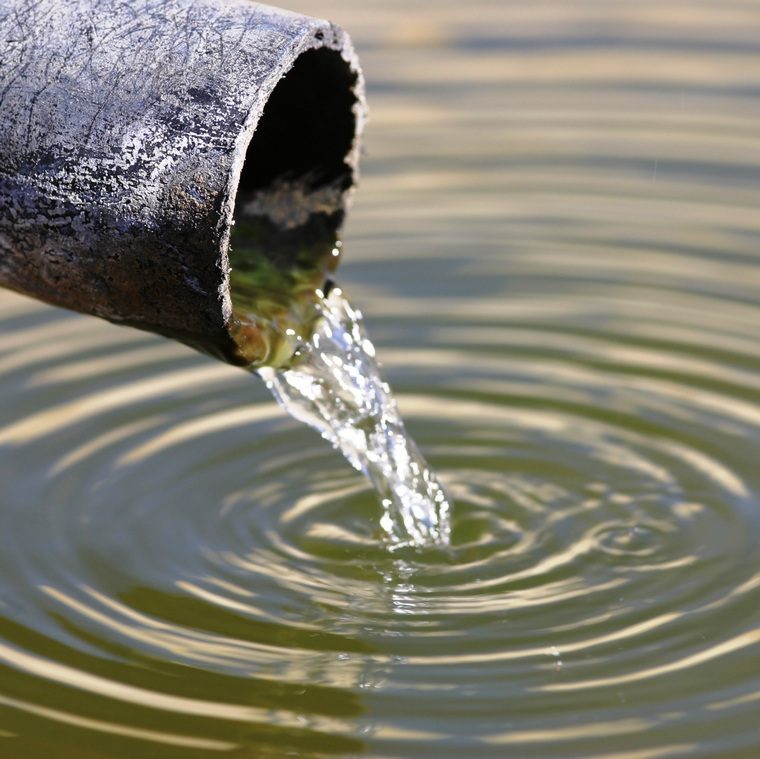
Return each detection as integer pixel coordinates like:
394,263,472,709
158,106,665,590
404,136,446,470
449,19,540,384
2,1,760,757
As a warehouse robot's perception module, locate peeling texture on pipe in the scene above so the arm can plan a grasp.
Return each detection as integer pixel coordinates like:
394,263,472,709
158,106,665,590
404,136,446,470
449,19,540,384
0,0,365,365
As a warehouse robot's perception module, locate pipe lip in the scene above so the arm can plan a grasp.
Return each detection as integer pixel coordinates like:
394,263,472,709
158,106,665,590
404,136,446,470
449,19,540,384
218,19,367,364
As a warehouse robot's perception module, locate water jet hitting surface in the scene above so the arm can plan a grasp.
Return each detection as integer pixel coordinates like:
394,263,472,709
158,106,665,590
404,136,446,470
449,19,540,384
256,283,452,548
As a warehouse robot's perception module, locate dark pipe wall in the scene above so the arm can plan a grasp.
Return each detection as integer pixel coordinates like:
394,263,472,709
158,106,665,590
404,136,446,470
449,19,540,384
0,0,365,364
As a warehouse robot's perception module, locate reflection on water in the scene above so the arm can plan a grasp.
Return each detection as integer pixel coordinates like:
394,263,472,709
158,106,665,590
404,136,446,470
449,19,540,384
1,0,760,756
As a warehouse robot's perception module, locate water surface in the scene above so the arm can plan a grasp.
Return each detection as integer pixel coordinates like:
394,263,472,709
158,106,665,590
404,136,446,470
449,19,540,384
1,1,760,756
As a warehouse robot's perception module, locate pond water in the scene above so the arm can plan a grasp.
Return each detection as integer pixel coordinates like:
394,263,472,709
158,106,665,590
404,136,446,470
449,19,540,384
1,1,760,756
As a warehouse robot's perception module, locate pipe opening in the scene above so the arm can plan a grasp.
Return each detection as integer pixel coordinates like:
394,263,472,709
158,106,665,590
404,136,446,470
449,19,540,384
237,47,358,199
229,46,360,367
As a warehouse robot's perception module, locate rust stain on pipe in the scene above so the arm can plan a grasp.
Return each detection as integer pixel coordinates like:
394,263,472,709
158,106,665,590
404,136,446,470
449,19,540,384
0,0,365,365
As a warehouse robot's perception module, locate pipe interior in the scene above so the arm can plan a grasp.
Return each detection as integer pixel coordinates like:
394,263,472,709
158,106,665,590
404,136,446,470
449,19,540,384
236,47,358,201
227,46,359,365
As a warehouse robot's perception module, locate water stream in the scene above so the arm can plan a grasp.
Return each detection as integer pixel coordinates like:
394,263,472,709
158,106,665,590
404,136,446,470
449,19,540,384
258,284,451,547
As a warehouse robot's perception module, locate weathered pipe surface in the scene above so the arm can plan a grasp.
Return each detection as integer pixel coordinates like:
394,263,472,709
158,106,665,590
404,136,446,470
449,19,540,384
0,0,365,365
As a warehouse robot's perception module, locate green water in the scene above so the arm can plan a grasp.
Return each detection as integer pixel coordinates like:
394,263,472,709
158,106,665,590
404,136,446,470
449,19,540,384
2,0,760,756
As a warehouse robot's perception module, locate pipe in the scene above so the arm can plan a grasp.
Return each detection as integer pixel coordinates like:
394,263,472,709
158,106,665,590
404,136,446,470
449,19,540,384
0,0,365,366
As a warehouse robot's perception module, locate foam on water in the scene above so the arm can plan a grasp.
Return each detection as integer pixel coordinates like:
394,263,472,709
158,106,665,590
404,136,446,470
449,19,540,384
258,285,451,547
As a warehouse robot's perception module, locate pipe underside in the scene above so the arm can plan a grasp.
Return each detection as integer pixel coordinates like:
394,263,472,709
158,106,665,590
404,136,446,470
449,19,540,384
0,0,365,365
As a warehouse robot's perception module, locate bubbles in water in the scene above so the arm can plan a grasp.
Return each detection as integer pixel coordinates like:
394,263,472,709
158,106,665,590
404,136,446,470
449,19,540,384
258,286,451,547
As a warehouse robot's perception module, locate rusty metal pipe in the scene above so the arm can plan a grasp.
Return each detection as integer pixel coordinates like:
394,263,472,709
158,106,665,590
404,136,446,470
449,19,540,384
0,0,365,365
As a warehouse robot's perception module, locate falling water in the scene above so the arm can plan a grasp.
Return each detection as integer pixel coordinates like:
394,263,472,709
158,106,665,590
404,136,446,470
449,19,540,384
257,284,451,547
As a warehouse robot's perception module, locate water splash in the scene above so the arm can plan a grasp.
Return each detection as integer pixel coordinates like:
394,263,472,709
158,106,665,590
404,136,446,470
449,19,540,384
257,285,451,547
